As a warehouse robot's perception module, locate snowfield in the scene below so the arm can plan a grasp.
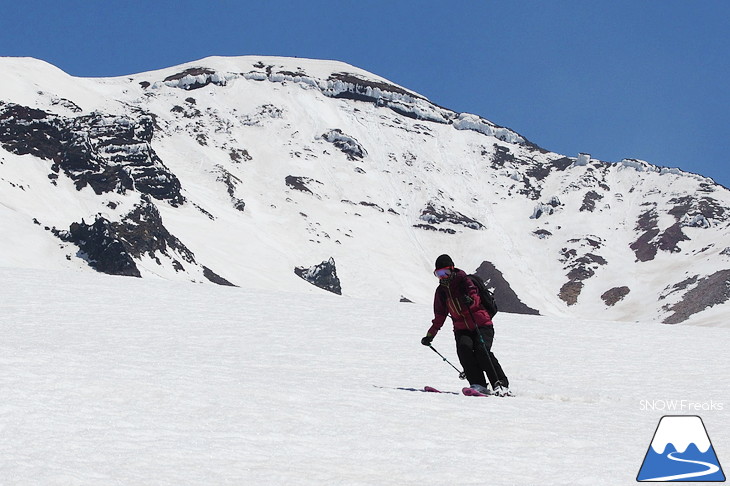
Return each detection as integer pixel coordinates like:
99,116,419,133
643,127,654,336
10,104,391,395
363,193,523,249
1,267,728,485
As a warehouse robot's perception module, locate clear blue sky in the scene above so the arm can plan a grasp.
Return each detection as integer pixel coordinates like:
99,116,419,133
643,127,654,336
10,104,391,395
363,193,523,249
2,0,729,188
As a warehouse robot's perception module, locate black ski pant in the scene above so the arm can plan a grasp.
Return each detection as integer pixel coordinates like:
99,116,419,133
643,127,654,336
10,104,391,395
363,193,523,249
454,326,509,389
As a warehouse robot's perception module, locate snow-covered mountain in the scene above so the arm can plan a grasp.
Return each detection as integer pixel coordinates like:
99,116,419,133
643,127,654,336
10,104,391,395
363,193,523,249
1,55,729,325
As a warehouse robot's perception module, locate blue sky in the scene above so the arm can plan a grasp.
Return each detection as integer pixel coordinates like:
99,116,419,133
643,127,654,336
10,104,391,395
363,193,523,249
2,0,729,188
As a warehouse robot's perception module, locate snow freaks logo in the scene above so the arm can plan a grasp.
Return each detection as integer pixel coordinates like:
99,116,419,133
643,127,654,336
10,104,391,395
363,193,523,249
637,415,726,482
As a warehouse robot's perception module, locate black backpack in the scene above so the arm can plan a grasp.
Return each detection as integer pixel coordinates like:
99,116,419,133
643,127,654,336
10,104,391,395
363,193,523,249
467,274,498,317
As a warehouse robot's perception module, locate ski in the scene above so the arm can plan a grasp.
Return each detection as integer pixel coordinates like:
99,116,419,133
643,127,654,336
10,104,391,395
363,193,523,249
462,387,489,397
373,385,460,395
426,385,515,397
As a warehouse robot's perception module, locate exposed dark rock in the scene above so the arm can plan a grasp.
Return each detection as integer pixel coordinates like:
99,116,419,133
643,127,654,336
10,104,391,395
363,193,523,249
580,190,604,212
631,205,692,260
660,275,699,301
70,113,182,204
412,223,456,234
419,203,483,230
630,208,660,262
359,201,384,212
170,104,201,119
630,196,726,262
530,197,561,219
327,72,428,104
550,157,574,171
663,269,730,324
657,222,690,253
518,175,542,200
53,200,231,283
577,253,608,266
324,72,451,124
490,145,514,169
533,229,553,239
215,165,245,212
0,103,184,206
322,129,366,160
51,97,83,113
567,266,594,281
163,67,226,90
601,286,631,306
669,195,728,223
547,196,562,208
559,281,584,306
668,196,695,220
474,261,540,315
559,248,578,263
229,148,252,163
61,217,141,277
102,200,195,264
202,266,236,286
526,163,551,181
400,296,414,303
294,257,342,295
285,175,322,196
558,236,606,305
0,103,65,161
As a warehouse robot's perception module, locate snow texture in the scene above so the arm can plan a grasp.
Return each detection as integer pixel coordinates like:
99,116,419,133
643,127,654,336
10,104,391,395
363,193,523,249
0,268,728,485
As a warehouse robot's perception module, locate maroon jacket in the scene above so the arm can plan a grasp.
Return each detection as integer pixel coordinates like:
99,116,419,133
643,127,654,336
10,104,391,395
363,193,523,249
427,268,493,337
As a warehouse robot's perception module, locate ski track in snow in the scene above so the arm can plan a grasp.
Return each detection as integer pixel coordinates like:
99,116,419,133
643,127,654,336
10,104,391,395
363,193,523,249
1,267,729,485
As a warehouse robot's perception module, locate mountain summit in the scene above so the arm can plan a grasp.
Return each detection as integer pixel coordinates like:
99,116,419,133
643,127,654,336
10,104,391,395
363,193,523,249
1,55,729,324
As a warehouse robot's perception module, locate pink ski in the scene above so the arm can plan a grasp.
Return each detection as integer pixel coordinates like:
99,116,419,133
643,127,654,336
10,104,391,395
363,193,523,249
462,387,489,397
424,386,442,393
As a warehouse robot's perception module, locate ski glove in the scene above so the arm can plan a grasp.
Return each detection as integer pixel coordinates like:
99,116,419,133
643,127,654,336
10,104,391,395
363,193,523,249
421,335,433,346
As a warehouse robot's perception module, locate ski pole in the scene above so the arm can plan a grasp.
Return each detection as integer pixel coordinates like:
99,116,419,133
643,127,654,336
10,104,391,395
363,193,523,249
427,344,466,380
466,306,500,383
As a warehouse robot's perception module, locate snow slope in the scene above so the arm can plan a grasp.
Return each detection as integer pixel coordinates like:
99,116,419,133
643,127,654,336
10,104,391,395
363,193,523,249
1,55,730,325
1,267,728,485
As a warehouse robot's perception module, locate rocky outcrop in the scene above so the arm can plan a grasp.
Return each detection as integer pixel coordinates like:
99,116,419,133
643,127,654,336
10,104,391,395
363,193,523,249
530,197,562,219
321,129,367,160
474,261,540,315
580,190,604,212
630,207,661,262
602,286,631,306
215,165,246,211
661,270,730,324
55,199,233,285
418,203,483,231
295,258,342,295
630,194,726,262
161,67,230,90
286,175,323,197
558,236,607,306
0,103,184,206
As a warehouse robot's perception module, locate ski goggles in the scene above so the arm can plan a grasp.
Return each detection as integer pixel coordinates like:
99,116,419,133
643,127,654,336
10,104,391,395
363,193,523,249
434,267,453,279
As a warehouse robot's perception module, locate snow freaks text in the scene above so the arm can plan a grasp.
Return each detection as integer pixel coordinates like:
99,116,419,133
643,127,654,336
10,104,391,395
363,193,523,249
639,400,724,412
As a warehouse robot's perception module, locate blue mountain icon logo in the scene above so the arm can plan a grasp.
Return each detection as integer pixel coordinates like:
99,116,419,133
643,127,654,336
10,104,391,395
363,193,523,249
637,415,725,482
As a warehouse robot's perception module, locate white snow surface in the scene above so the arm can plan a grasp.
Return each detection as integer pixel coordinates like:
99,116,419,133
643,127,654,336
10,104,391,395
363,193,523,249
1,267,728,485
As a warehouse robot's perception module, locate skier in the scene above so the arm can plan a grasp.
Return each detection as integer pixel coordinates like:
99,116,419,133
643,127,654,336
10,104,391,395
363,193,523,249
421,254,512,396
